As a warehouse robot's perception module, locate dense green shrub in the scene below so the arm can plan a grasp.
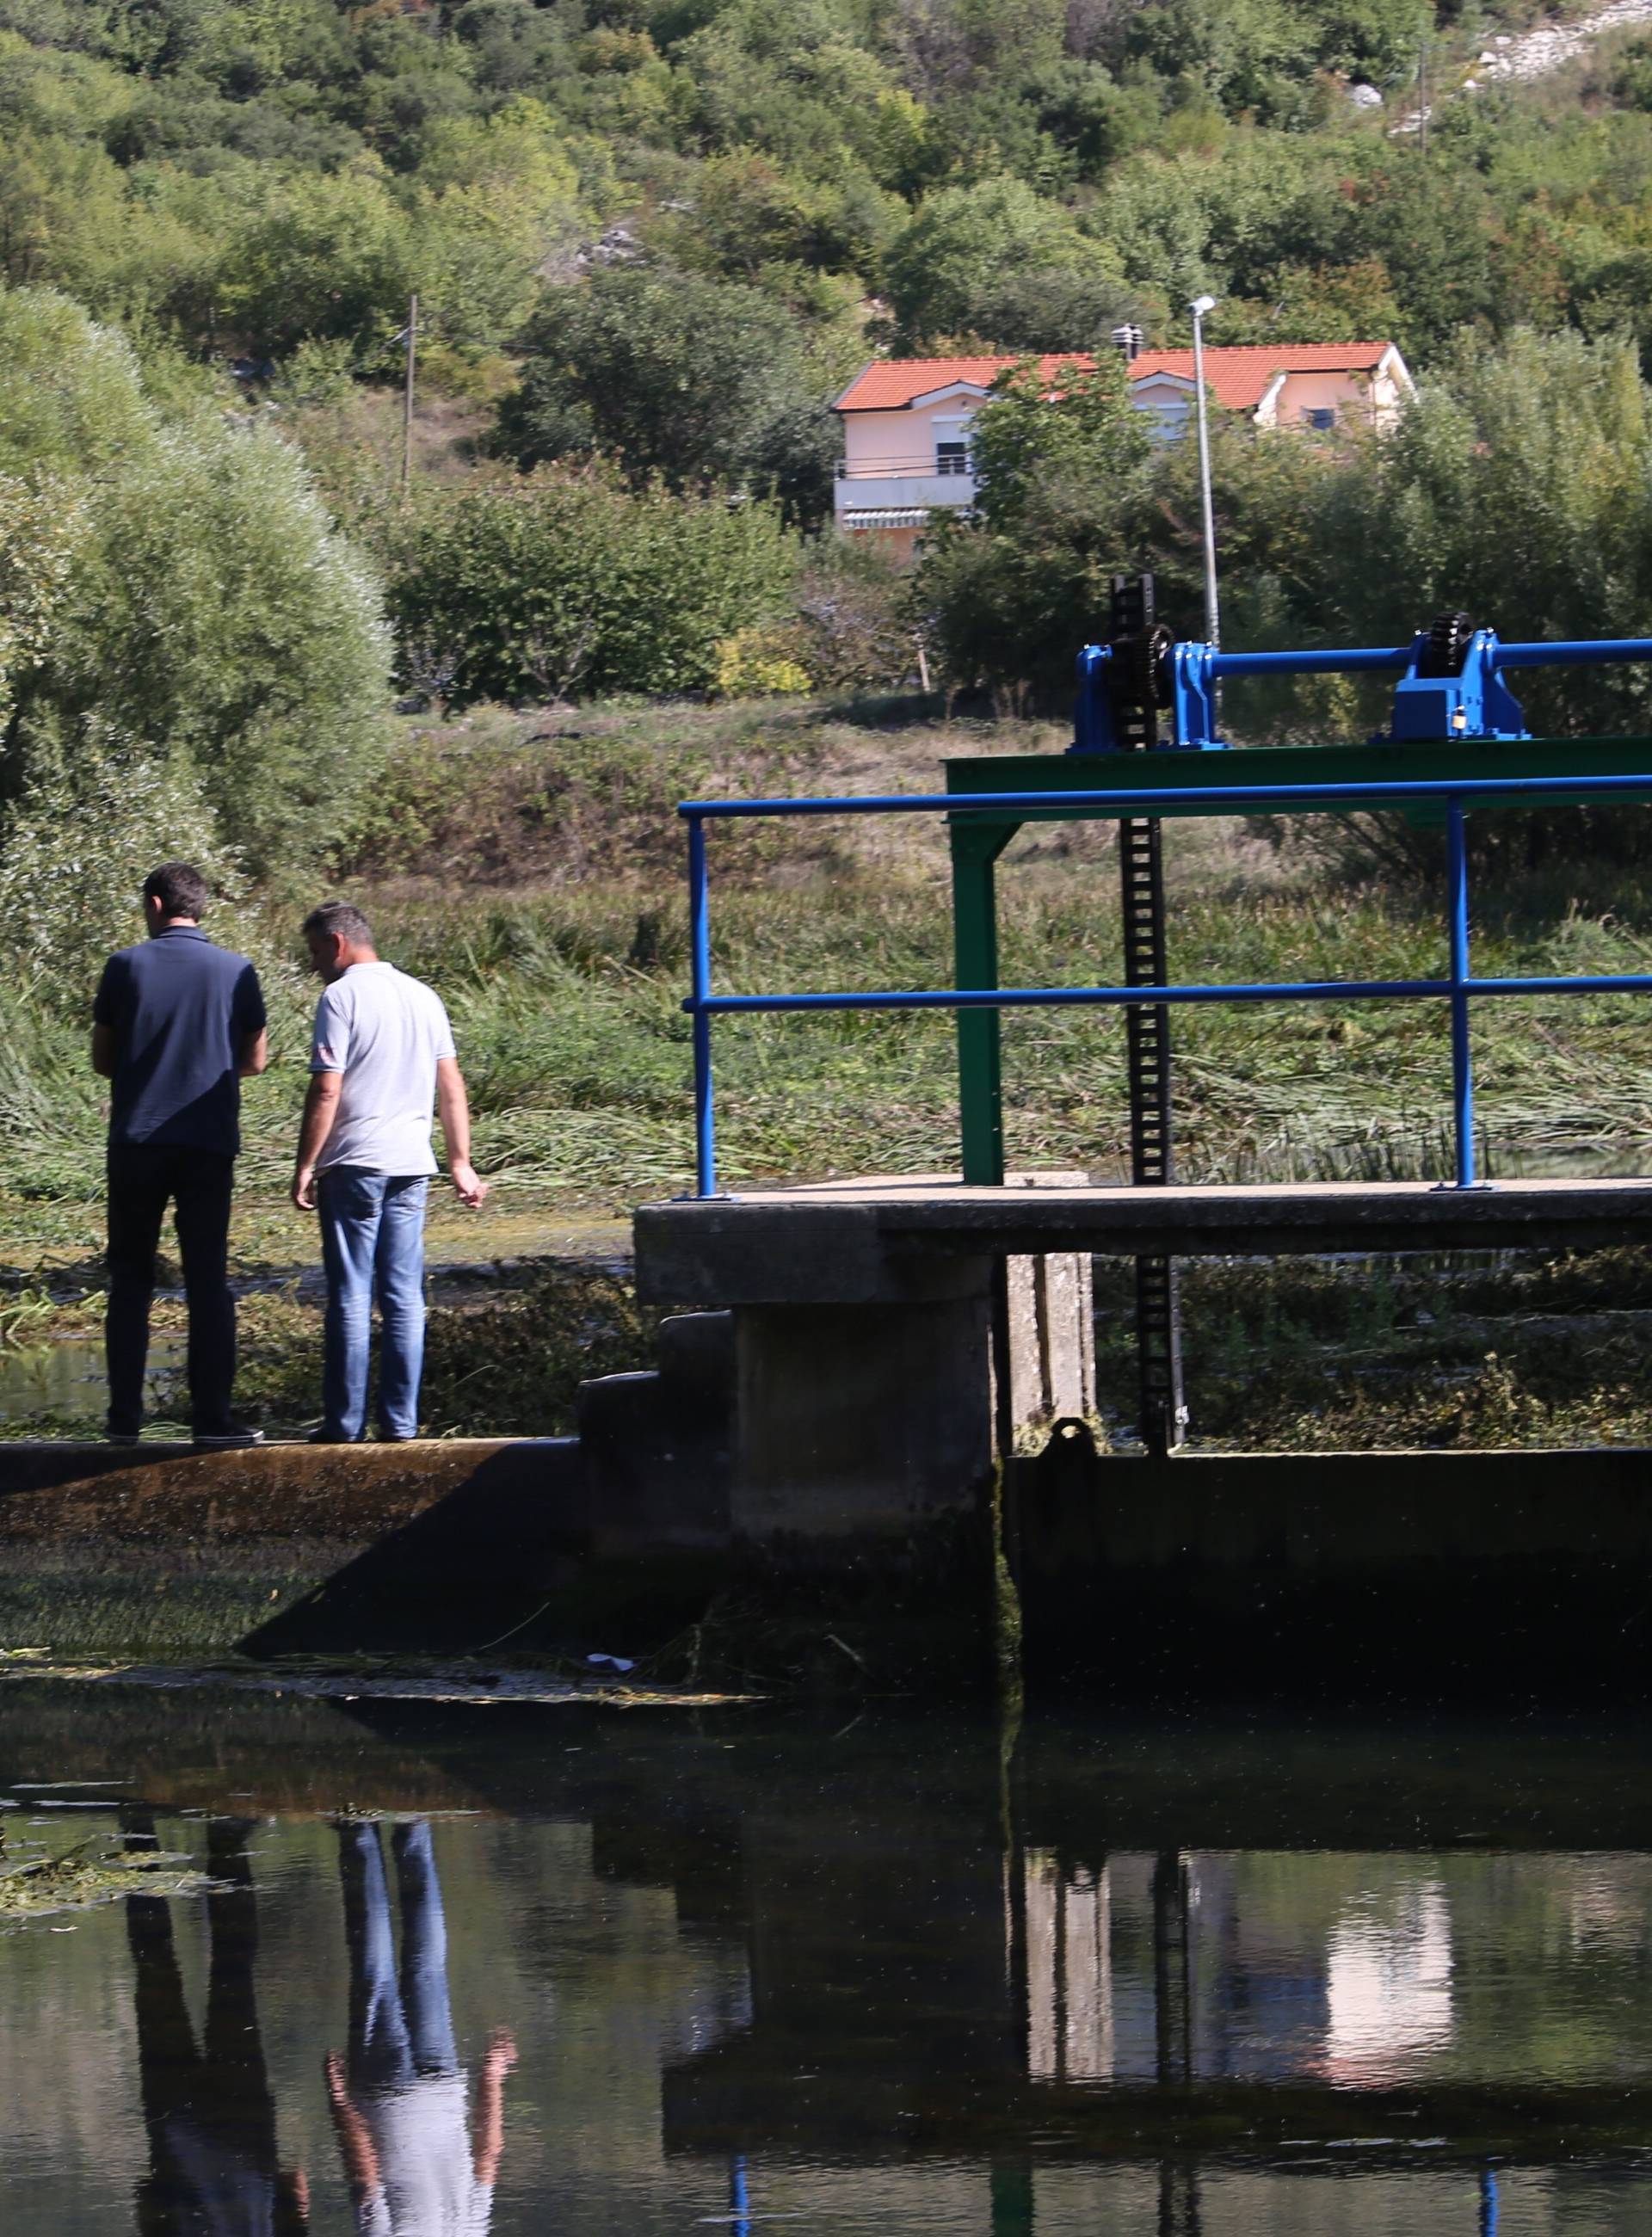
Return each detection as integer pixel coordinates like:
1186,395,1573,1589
883,176,1136,349
0,284,392,872
386,468,799,706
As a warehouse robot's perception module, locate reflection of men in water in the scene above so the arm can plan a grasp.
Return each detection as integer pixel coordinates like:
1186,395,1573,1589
328,1821,516,2236
125,1814,310,2236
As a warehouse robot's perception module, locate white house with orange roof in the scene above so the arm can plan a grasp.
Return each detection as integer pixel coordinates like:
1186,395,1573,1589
831,341,1414,555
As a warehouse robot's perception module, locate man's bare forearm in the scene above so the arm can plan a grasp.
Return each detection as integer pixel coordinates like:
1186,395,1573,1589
292,1075,342,1210
324,2054,379,2197
472,2030,516,2188
436,1069,472,1167
435,1058,488,1208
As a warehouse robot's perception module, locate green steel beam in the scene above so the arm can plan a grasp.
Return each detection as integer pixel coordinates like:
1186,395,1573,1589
951,818,1016,1186
941,736,1652,1187
946,737,1652,822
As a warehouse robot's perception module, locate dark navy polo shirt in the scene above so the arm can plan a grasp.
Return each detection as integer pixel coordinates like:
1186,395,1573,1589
93,927,267,1156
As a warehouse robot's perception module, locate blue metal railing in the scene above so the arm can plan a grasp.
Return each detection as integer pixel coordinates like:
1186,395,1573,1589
679,767,1652,1199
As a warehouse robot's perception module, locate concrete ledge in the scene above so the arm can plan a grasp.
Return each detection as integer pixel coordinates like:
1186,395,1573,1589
1023,1444,1652,1563
638,1176,1652,1300
0,1439,591,1657
0,1437,579,1534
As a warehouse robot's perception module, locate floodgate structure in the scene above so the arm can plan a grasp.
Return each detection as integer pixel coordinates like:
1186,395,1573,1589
15,589,1652,1692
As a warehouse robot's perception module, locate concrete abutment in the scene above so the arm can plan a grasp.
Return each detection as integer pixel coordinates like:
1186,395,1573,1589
12,1173,1652,1685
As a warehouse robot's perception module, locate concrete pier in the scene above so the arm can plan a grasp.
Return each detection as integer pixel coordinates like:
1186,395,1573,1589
632,1175,1098,1548
10,1166,1652,1685
1007,1436,1652,1695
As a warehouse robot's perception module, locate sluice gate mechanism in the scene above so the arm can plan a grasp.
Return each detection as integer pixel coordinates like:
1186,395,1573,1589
1066,582,1652,1449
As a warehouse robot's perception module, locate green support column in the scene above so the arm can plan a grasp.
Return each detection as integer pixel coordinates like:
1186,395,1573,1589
951,819,1016,1186
990,2159,1035,2235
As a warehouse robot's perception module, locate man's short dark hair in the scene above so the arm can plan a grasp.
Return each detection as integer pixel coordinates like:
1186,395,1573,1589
303,900,374,948
144,863,210,921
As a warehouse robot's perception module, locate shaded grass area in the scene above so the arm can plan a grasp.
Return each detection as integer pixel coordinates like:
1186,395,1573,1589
0,1262,655,1442
1097,1249,1652,1452
8,1245,1652,1455
231,1262,655,1438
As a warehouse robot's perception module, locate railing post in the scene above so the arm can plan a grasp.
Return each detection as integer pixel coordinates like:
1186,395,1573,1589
688,813,718,1198
1446,796,1477,1188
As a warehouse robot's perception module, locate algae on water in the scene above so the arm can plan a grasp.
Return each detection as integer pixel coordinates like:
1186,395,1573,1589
0,1827,205,1922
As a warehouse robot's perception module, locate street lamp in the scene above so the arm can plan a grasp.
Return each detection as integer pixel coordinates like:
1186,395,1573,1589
1188,293,1220,651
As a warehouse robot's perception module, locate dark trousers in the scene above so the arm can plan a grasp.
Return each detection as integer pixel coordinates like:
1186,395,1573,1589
126,1815,306,2237
107,1142,237,1435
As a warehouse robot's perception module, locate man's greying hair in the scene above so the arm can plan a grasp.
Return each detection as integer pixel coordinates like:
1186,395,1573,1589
303,900,374,948
145,863,210,921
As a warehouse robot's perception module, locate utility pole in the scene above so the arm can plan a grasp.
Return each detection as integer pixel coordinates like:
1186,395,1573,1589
1418,41,1428,156
400,293,418,502
1188,294,1220,653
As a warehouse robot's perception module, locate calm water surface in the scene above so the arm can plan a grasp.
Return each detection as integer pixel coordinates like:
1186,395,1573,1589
5,1686,1652,2233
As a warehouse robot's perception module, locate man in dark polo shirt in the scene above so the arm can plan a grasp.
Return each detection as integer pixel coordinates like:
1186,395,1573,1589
92,863,268,1447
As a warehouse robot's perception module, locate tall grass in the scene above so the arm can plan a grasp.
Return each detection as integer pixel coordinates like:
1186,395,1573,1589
8,707,1652,1228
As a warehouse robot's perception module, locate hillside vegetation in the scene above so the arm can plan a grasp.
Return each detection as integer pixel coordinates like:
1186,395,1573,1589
7,0,1652,384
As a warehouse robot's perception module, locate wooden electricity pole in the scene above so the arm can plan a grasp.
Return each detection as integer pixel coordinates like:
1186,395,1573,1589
400,293,418,502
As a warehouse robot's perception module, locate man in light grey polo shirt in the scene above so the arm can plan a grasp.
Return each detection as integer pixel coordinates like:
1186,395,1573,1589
293,901,486,1443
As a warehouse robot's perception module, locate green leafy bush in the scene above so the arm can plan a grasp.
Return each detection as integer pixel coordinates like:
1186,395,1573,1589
0,284,393,873
386,467,799,706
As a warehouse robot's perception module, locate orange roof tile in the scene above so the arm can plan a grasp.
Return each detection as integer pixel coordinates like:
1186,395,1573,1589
833,344,1397,416
833,354,1093,410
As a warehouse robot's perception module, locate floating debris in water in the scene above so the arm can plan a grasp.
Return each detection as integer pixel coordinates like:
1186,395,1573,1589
0,1831,205,1924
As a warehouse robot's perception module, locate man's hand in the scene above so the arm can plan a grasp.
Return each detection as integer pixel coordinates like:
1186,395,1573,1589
485,2025,519,2077
450,1158,488,1210
436,1058,486,1210
325,2049,382,2198
293,1073,342,1210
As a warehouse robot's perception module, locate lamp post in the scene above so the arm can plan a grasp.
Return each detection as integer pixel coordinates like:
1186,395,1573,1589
1188,293,1220,651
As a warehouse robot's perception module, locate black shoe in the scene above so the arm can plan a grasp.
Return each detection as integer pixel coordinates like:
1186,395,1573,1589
378,1431,418,1444
106,1428,141,1447
308,1427,357,1445
193,1422,266,1450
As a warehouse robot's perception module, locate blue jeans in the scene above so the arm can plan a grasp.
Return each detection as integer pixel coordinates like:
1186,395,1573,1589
337,1821,458,2088
317,1168,429,1440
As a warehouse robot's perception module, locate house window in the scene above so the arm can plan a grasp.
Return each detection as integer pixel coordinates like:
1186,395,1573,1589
936,441,971,476
1304,407,1336,431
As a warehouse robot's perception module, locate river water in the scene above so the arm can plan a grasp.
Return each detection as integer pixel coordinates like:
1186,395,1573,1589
5,1685,1652,2234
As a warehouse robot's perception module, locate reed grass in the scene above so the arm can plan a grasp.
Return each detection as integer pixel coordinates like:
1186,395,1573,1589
7,701,1652,1449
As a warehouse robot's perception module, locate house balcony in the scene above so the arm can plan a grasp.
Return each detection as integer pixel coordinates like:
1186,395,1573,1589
834,461,977,526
